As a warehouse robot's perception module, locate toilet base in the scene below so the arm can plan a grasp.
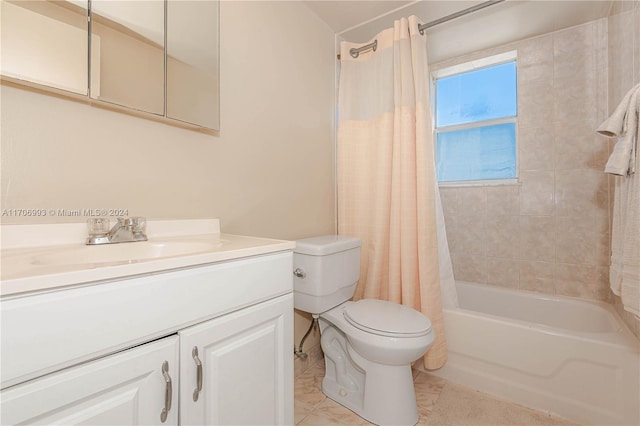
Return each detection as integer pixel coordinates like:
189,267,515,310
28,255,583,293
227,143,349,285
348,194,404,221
322,364,418,426
320,324,420,426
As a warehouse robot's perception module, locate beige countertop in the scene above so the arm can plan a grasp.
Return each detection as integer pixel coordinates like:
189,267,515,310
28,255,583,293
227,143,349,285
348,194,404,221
1,219,294,297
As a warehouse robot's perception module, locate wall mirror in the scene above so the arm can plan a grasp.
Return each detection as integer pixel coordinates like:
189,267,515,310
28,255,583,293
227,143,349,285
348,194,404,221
89,0,165,115
166,0,220,129
1,0,88,95
1,0,220,131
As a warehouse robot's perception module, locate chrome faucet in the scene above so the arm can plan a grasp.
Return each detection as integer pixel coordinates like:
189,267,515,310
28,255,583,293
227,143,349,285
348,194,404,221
86,217,147,245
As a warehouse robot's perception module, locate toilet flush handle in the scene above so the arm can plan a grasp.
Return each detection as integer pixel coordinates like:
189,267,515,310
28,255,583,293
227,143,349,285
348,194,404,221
293,268,306,278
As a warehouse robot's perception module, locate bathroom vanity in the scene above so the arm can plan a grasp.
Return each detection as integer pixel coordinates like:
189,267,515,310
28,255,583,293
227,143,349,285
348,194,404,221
0,219,294,425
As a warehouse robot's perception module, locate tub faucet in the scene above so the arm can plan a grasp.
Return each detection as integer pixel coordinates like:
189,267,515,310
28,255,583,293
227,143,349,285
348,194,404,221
87,217,147,245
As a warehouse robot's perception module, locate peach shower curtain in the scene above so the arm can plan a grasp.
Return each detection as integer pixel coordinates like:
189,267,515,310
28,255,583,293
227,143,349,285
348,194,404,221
337,16,449,369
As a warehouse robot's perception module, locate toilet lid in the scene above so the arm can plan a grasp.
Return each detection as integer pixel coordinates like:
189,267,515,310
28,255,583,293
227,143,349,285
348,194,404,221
343,299,432,338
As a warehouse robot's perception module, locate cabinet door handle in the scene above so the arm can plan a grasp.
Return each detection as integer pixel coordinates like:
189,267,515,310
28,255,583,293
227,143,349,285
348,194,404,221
192,346,203,402
160,360,172,423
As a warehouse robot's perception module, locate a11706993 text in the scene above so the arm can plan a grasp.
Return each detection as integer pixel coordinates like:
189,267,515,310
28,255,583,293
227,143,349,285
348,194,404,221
1,208,129,217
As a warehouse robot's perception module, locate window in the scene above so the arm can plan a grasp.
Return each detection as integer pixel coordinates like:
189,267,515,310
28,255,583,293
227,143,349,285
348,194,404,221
432,52,518,184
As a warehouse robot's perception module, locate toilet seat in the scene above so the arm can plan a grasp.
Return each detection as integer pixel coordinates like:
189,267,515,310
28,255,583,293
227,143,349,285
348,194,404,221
343,299,432,338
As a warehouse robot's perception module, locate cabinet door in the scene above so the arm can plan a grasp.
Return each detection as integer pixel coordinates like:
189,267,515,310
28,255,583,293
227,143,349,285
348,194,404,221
179,294,294,425
0,335,179,426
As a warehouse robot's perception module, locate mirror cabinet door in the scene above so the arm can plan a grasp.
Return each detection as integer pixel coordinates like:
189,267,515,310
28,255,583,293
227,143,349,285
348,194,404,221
1,0,88,95
89,0,164,115
166,0,220,130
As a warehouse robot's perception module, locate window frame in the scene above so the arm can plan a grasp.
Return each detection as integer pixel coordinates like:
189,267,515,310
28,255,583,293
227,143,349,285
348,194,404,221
431,51,519,187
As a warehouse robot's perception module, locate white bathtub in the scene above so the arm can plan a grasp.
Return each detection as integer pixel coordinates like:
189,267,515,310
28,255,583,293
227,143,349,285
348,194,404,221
429,281,640,426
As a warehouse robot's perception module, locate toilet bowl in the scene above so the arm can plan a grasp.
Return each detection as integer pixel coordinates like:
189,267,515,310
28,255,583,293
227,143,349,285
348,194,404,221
329,299,434,365
319,300,434,425
293,235,435,426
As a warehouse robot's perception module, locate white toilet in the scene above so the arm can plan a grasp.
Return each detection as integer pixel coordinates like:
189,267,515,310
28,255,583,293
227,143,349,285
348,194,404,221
293,235,434,426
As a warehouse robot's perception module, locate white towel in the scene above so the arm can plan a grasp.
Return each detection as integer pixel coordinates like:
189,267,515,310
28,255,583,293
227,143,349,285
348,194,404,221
613,171,640,317
598,83,639,137
598,84,640,317
598,84,639,176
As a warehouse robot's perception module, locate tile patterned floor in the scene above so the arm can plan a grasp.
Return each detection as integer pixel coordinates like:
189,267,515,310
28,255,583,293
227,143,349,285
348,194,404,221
294,360,577,425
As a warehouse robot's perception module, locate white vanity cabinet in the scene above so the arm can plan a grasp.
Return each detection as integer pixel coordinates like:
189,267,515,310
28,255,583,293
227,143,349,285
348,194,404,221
0,249,294,426
0,336,180,425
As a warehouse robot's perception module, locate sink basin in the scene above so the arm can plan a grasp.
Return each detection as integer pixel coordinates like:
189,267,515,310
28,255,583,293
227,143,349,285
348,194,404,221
31,240,223,266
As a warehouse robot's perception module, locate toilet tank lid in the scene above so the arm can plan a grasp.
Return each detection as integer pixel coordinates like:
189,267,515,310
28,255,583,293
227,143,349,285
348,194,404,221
294,235,361,255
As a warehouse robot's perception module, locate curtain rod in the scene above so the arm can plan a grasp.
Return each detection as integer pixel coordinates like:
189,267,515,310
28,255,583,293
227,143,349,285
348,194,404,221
337,0,505,60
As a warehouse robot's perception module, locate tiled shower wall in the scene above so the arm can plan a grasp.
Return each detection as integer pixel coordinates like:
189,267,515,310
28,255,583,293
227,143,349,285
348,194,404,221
607,1,640,337
433,19,613,301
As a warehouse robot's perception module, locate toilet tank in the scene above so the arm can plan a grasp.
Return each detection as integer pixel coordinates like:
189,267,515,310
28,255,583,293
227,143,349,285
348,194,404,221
293,235,361,314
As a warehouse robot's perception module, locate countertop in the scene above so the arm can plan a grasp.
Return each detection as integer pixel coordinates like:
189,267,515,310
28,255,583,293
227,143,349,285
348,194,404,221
1,219,295,297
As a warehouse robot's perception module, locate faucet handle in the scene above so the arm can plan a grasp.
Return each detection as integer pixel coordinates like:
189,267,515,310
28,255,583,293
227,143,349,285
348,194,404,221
87,218,110,236
132,217,146,233
132,217,147,241
86,218,111,245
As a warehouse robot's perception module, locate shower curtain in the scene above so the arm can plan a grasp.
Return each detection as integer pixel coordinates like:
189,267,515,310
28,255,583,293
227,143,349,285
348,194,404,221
337,16,456,370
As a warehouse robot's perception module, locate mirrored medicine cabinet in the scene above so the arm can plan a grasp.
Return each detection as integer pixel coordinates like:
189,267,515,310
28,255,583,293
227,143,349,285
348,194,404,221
0,0,220,131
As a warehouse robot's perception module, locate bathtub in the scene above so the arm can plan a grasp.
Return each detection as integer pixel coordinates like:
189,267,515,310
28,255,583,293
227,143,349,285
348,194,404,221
429,281,640,426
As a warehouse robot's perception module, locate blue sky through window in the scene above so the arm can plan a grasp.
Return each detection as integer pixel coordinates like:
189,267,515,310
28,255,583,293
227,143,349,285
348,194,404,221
436,61,517,128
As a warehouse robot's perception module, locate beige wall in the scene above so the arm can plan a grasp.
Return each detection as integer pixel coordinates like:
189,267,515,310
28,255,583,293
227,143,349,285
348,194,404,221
433,19,612,302
607,0,640,338
1,1,336,241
